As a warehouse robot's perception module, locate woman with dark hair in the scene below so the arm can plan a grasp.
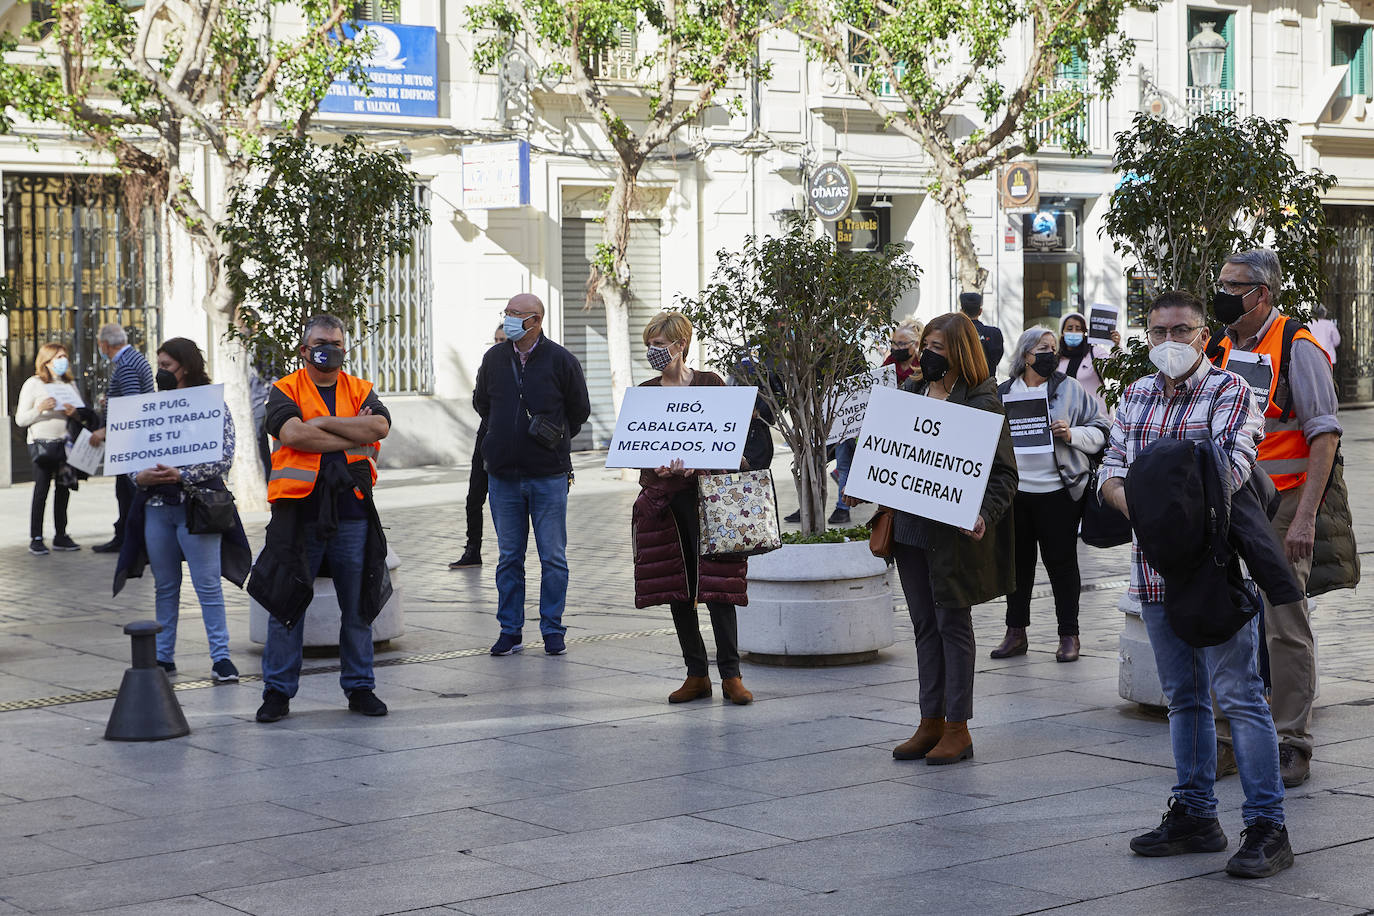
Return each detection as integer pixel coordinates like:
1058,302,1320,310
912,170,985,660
1056,312,1120,418
114,338,251,681
16,342,82,555
861,312,1017,765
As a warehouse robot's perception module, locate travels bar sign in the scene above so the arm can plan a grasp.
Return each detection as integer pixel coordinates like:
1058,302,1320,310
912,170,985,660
320,23,439,118
808,162,856,221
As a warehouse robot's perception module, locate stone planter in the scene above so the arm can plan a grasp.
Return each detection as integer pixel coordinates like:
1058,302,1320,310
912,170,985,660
738,540,896,665
1117,591,1167,708
249,548,404,650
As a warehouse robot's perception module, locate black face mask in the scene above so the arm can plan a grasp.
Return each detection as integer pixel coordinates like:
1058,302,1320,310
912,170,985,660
1213,290,1249,326
308,344,345,371
890,347,911,364
1030,352,1058,379
155,368,178,392
919,349,949,383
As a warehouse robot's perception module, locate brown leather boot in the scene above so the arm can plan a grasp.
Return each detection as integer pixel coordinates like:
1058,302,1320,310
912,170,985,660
1055,635,1081,662
668,676,712,704
926,721,973,765
721,677,753,705
990,627,1028,659
893,717,945,760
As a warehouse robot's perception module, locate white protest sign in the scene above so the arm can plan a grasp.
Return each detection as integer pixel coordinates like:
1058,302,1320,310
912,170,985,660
45,382,84,408
65,428,104,476
1002,388,1054,455
1225,349,1274,406
606,385,756,469
1088,304,1119,346
104,384,226,475
845,385,1004,530
827,366,898,446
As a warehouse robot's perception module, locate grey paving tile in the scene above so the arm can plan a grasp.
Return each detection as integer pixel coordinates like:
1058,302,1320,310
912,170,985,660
0,844,315,914
3,747,151,802
459,863,808,916
683,745,911,796
0,836,93,878
1313,735,1374,769
274,771,553,825
920,786,1165,845
0,796,134,838
894,749,1170,804
204,853,553,914
1227,838,1374,908
183,722,381,767
1045,876,1362,915
40,738,267,782
88,896,248,915
469,815,787,881
243,807,560,870
961,719,1138,765
681,715,903,760
78,765,372,817
716,868,1074,915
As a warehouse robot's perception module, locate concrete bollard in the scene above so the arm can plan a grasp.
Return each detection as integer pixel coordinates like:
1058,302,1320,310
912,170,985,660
104,621,191,742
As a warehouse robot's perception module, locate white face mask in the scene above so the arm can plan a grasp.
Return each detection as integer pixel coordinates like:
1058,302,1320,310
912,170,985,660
1149,337,1202,379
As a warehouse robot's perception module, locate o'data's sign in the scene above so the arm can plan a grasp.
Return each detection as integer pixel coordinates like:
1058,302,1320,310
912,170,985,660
808,162,856,222
843,385,1004,530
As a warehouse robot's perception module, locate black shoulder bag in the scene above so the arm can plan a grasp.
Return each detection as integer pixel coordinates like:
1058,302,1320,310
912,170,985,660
511,355,565,450
185,484,237,535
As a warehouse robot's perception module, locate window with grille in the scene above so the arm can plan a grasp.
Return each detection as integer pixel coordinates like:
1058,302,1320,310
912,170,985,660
351,184,433,395
1334,24,1372,99
29,1,54,38
352,0,398,23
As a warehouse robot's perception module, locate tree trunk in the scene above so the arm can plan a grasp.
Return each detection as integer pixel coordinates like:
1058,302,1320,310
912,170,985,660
791,437,829,536
937,175,989,293
205,274,269,512
598,163,641,419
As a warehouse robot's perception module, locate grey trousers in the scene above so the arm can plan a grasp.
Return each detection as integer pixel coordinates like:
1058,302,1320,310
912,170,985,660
893,543,975,722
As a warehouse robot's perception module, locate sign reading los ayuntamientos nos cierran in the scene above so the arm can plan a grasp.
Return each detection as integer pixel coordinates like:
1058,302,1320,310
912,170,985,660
808,162,857,221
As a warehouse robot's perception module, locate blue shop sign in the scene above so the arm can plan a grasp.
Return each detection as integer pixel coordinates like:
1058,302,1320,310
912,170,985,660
320,22,439,119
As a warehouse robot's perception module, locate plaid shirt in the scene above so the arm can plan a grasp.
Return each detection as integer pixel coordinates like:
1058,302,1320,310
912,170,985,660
1099,360,1264,603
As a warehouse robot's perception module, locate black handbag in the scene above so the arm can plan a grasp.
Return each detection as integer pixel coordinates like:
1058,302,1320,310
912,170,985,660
1080,464,1132,548
28,438,66,472
184,485,236,535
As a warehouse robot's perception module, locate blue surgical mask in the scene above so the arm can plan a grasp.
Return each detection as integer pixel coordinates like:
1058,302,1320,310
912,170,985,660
50,356,69,377
1063,332,1085,348
503,314,529,342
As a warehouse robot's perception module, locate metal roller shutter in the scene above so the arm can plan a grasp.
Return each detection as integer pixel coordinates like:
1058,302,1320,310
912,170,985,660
560,217,662,449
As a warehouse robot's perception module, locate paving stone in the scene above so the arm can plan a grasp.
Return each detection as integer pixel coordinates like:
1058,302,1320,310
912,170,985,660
717,868,1074,915
1046,876,1364,915
0,836,93,878
894,749,1169,804
273,771,553,825
88,896,250,915
0,795,134,839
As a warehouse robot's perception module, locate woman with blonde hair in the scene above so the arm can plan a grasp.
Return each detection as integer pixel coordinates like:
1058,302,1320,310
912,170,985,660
16,343,82,555
882,316,924,385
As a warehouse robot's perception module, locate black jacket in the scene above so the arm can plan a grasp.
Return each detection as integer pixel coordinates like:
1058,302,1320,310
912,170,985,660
972,318,1005,374
474,337,591,477
1125,437,1302,647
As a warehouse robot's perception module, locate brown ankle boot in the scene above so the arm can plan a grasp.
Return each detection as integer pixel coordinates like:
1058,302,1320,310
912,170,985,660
721,676,753,705
926,721,973,765
1055,635,1081,662
668,675,712,704
990,627,1028,659
893,717,945,760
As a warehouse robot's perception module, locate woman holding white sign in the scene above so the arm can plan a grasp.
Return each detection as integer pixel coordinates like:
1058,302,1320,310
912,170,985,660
877,313,1017,765
631,312,753,706
995,329,1110,664
16,342,82,556
114,338,251,683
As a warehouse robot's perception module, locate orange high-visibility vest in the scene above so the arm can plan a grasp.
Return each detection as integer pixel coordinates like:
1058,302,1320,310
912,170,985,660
267,368,380,503
1215,314,1325,492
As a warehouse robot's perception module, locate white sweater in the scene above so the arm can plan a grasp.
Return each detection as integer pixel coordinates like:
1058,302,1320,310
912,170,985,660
15,375,71,443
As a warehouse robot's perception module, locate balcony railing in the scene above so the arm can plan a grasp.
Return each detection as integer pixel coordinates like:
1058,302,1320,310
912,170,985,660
589,47,644,82
1031,77,1091,148
1186,85,1242,118
850,61,904,98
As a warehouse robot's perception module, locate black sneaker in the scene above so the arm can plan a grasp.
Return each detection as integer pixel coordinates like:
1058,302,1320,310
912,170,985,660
157,660,177,675
784,509,801,523
347,689,388,717
28,538,49,556
211,658,240,683
91,538,123,554
828,507,851,525
490,632,523,656
449,546,482,569
51,534,80,551
1130,798,1228,857
1225,819,1294,878
256,689,290,723
543,632,567,656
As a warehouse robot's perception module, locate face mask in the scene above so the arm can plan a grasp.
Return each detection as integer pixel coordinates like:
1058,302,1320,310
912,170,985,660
308,344,345,371
503,314,530,342
1149,339,1202,379
646,345,674,372
919,349,949,383
1062,332,1085,348
1213,290,1253,326
155,368,179,391
1030,352,1058,378
889,347,911,364
50,356,69,377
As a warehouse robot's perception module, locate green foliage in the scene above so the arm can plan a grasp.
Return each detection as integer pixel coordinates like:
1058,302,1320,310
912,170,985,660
781,526,872,544
1097,112,1336,405
680,214,920,535
220,135,430,370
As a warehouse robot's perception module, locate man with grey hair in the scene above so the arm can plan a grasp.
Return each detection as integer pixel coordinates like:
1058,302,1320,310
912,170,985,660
89,322,155,553
1211,248,1347,788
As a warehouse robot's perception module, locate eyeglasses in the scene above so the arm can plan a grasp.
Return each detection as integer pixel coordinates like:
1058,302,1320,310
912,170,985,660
1217,281,1266,295
502,309,538,319
1146,325,1202,344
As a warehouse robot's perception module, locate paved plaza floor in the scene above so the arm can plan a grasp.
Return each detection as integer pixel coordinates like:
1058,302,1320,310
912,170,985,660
2,413,1374,915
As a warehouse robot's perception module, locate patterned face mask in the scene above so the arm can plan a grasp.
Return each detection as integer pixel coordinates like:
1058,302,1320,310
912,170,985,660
646,345,674,372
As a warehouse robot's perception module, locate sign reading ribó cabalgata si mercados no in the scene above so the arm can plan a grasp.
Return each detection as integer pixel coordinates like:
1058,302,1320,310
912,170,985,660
808,162,857,221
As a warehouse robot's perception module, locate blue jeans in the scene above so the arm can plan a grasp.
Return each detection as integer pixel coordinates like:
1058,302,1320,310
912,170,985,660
1141,601,1284,825
143,503,229,665
261,519,374,697
834,438,857,510
487,473,569,637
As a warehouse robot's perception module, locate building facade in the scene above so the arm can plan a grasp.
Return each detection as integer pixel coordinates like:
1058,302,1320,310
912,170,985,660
2,0,1372,481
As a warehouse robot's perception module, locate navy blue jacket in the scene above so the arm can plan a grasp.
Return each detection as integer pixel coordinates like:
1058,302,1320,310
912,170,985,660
474,337,590,478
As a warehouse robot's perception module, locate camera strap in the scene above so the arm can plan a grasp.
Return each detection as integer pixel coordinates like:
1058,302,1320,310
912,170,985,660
509,355,533,421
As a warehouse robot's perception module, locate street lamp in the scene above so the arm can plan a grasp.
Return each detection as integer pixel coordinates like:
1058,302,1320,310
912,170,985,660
1188,21,1228,90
